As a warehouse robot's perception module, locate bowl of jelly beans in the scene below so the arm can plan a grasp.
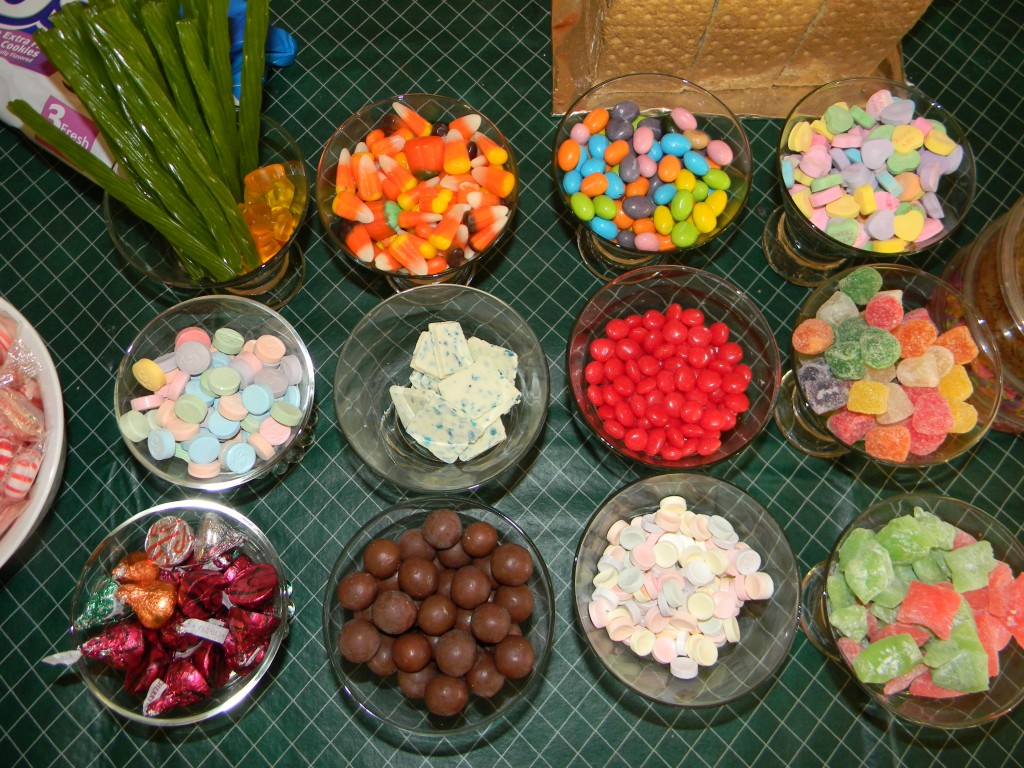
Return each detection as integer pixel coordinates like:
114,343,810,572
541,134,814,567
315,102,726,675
104,116,310,309
799,492,1024,729
568,265,781,469
552,73,752,281
68,499,293,726
317,94,519,291
323,496,555,735
763,77,976,286
574,473,799,707
775,264,1002,467
114,295,316,491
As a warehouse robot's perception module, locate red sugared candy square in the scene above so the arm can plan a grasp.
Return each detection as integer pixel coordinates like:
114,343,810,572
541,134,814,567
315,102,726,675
897,580,961,640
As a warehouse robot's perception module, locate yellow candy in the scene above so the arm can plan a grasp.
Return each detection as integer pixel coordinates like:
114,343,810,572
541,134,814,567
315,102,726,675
793,168,814,186
894,209,925,241
948,399,979,433
810,119,834,141
707,189,728,217
924,129,956,156
892,125,925,153
825,194,861,219
691,201,717,233
854,185,877,216
938,364,973,402
873,237,909,254
792,189,813,218
653,205,674,235
674,169,697,191
132,359,166,392
788,121,813,152
847,380,890,415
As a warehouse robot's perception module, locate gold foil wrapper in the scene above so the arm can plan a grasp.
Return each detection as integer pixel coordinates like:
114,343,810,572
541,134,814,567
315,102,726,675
117,580,177,630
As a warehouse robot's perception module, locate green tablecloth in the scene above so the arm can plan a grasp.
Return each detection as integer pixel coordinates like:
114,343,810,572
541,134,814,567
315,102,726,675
2,0,1022,765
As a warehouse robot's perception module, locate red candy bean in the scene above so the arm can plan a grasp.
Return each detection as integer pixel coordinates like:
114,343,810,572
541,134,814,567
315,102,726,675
635,378,657,395
624,360,643,383
674,367,696,392
603,419,626,439
623,429,647,451
615,338,640,360
590,339,614,361
638,355,660,377
662,320,687,344
605,319,629,340
687,346,710,368
605,358,624,379
584,361,605,385
644,428,666,456
718,342,743,366
642,310,665,329
687,325,711,347
614,402,635,427
586,385,603,406
680,308,704,327
596,404,615,420
709,322,730,345
666,303,683,321
697,370,721,393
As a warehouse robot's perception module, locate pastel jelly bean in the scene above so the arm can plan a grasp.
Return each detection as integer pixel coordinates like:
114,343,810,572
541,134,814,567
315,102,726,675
783,89,964,252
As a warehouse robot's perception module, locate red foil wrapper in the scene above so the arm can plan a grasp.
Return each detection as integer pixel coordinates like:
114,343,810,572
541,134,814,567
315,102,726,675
112,552,160,584
159,612,200,652
116,580,177,630
177,570,227,619
223,607,279,672
222,553,254,583
146,689,205,716
222,633,268,673
80,620,145,670
224,563,278,609
125,633,170,695
191,641,231,689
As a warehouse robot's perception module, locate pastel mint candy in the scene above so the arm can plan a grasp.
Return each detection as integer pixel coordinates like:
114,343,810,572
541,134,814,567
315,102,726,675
850,105,876,129
867,124,896,141
826,218,859,246
866,209,896,240
887,150,921,174
841,162,874,189
810,172,844,192
824,340,866,380
876,516,932,564
895,201,925,216
825,104,854,134
853,633,923,684
860,326,902,368
838,266,883,305
829,604,868,642
845,538,896,604
943,540,996,592
829,147,852,170
861,138,894,170
880,98,916,126
928,622,990,693
835,315,869,342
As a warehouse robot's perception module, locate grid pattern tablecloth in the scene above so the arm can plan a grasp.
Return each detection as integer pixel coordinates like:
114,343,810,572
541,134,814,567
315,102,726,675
1,0,1023,765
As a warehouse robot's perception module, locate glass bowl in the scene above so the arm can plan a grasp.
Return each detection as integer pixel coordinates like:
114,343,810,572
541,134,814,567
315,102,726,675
567,265,781,470
317,93,519,291
69,499,293,726
114,296,316,491
800,493,1024,728
574,473,799,707
322,497,555,736
552,73,752,281
104,116,310,309
333,284,548,493
763,77,976,286
774,263,1002,466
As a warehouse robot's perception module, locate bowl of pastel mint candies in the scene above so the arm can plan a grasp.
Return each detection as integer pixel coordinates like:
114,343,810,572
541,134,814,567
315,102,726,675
114,296,316,491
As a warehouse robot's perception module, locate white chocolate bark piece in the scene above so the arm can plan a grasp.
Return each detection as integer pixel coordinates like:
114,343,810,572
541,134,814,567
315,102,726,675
467,336,518,381
459,418,506,462
409,331,441,378
429,321,473,377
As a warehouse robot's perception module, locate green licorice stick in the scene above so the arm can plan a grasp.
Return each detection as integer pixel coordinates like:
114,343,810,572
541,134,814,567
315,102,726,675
8,101,230,281
203,0,242,200
237,0,269,178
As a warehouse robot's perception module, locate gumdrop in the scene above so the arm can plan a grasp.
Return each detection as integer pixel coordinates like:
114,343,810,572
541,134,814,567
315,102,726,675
897,580,961,639
852,633,923,684
816,290,860,327
824,341,865,380
892,318,938,358
873,563,915,607
882,663,929,695
827,408,876,445
947,400,978,433
860,327,902,368
864,424,911,462
864,290,904,329
934,325,979,365
863,364,896,383
910,391,953,435
803,373,851,414
913,507,958,550
871,622,931,646
792,318,835,355
938,365,973,402
838,267,884,306
896,354,940,388
877,382,914,424
839,527,876,571
835,315,869,343
904,386,939,407
923,345,954,378
908,425,946,456
838,637,864,666
908,669,964,698
847,380,889,414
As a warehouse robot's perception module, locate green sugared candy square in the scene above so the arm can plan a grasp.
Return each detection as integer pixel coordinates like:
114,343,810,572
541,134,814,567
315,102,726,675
825,341,866,380
860,327,902,369
876,516,933,565
927,622,989,693
839,527,875,571
827,571,857,612
873,564,915,608
838,267,883,306
835,315,869,343
912,551,950,584
845,538,896,604
871,602,899,625
830,604,869,642
912,507,957,551
943,540,996,593
853,633,924,684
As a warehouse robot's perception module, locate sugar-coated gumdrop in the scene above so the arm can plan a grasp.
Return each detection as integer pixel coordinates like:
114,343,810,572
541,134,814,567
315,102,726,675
860,327,902,368
892,318,938,359
824,341,865,380
877,382,914,424
904,386,939,407
908,424,946,456
934,325,979,365
903,307,931,323
803,372,851,414
910,391,953,435
816,290,860,327
938,365,973,402
838,267,884,306
847,380,889,414
947,399,978,433
835,315,869,343
863,364,896,383
864,424,911,462
896,354,940,388
864,291,904,329
923,345,954,377
792,318,834,355
828,408,876,444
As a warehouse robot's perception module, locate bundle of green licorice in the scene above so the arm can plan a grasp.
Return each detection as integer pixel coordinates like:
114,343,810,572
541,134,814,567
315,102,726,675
8,0,270,282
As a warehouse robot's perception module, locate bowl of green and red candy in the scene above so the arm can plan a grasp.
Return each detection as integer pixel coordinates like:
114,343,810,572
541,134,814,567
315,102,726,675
824,494,1024,728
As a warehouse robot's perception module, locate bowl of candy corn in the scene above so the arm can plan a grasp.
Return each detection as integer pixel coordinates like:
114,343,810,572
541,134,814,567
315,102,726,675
68,499,292,725
763,77,975,286
552,73,752,281
776,264,1002,466
317,94,519,291
574,474,800,707
800,493,1024,728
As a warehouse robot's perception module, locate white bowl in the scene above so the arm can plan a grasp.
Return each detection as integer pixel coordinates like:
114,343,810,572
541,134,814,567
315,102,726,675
0,297,66,568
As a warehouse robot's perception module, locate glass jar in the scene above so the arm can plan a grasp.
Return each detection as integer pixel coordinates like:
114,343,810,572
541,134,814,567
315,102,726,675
940,196,1024,432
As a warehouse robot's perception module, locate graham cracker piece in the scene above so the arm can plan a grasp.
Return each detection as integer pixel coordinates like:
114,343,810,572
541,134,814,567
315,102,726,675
693,26,808,89
597,0,715,81
708,0,823,29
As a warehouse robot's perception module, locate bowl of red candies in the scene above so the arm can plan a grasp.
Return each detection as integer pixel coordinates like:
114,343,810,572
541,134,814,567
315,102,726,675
568,265,782,468
317,93,519,291
65,500,292,726
323,497,555,736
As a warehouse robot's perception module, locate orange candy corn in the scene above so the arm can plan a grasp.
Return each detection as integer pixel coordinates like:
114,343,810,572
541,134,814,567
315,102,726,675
345,223,375,262
387,234,429,275
443,130,472,175
392,101,432,137
332,189,373,223
378,154,417,193
473,132,508,165
470,165,515,198
353,152,382,202
428,204,468,251
448,113,482,138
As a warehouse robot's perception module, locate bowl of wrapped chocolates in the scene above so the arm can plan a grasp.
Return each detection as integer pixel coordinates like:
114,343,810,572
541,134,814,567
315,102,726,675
67,500,292,726
323,497,554,736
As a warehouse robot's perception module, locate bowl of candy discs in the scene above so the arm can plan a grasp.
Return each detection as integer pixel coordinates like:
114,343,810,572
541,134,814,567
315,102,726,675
801,493,1024,728
323,498,555,736
552,73,752,280
776,264,1002,466
65,500,292,726
568,265,781,469
574,474,799,707
317,93,519,290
